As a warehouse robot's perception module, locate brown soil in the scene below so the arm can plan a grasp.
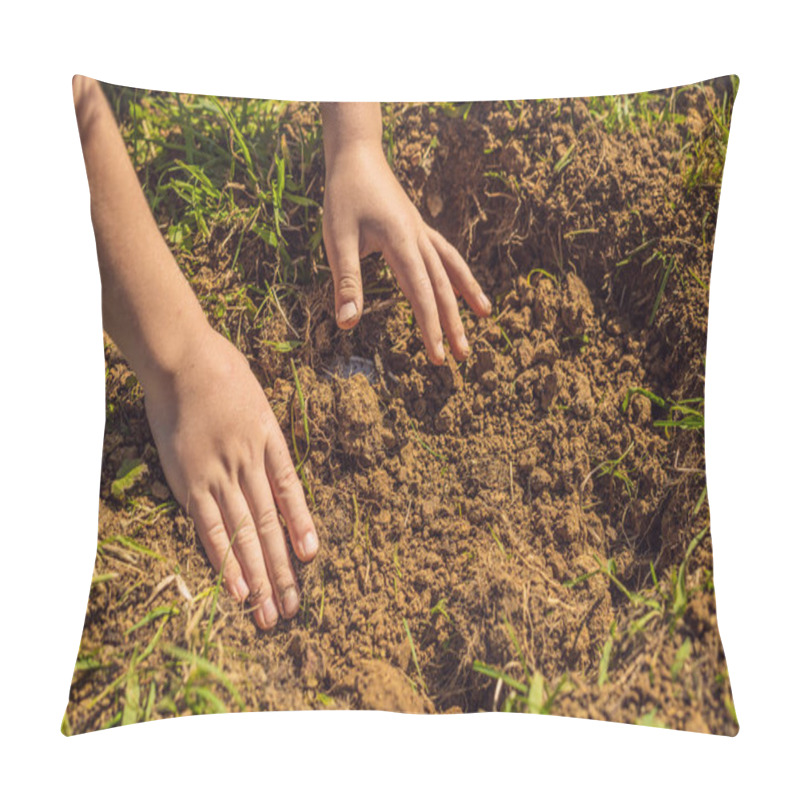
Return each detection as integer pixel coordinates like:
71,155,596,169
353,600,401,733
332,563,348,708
67,80,737,735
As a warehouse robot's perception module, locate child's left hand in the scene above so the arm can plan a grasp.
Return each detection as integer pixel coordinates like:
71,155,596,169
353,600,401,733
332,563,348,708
322,134,491,364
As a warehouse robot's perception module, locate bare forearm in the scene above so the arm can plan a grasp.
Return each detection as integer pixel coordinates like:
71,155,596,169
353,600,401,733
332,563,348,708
73,76,208,390
320,102,383,164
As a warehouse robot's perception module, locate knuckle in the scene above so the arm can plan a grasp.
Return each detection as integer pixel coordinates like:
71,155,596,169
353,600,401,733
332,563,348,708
271,460,300,497
259,408,273,430
262,419,279,449
186,485,205,505
255,506,281,535
204,521,229,548
444,239,462,261
430,268,451,295
337,272,362,296
428,228,452,254
248,578,272,604
185,487,210,516
232,521,259,548
244,433,268,461
408,268,431,298
387,228,413,256
272,565,296,595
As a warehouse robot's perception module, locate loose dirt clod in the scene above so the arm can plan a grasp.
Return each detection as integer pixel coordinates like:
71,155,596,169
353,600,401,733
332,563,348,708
335,373,391,464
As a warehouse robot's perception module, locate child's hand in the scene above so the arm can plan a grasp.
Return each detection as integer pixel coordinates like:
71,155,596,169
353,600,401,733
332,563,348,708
143,327,319,630
75,76,317,632
322,136,492,364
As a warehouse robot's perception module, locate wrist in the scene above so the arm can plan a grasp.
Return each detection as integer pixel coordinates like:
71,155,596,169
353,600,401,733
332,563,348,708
324,137,386,177
128,303,214,394
321,102,383,168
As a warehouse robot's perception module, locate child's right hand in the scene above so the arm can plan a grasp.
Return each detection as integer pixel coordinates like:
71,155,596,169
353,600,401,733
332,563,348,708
143,326,319,630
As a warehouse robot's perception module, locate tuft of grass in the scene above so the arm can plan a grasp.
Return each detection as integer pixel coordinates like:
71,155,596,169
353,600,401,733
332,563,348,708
127,605,179,636
655,398,705,434
430,598,451,622
105,84,326,319
636,708,669,728
648,254,676,326
670,525,709,620
671,639,692,680
98,534,165,562
581,442,636,505
473,661,569,715
76,526,247,730
162,645,245,715
564,520,712,695
111,458,148,500
409,420,448,468
683,77,737,195
566,555,661,611
623,387,705,436
488,525,509,559
598,622,617,687
473,615,569,714
615,237,658,268
403,618,426,692
553,143,576,174
586,90,687,135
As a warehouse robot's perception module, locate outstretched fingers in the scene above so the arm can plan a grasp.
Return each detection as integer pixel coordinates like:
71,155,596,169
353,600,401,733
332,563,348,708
386,228,492,363
242,469,301,620
262,407,319,563
216,489,279,630
426,226,492,318
385,241,446,364
189,493,249,604
419,236,470,360
186,410,319,632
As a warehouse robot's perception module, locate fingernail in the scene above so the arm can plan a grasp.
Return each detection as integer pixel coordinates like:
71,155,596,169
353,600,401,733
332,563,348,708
458,334,469,356
479,292,492,314
262,596,279,627
235,576,250,602
434,342,445,364
302,530,319,559
337,301,358,325
282,586,299,617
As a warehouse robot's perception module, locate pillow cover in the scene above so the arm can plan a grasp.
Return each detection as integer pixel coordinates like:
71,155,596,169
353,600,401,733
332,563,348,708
65,76,738,735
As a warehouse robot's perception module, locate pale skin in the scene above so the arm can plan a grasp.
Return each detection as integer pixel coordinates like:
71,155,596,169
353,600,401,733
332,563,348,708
321,102,492,363
73,78,488,630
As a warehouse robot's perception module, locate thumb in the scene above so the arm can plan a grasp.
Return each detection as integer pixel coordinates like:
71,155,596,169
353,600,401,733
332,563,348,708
326,232,363,329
